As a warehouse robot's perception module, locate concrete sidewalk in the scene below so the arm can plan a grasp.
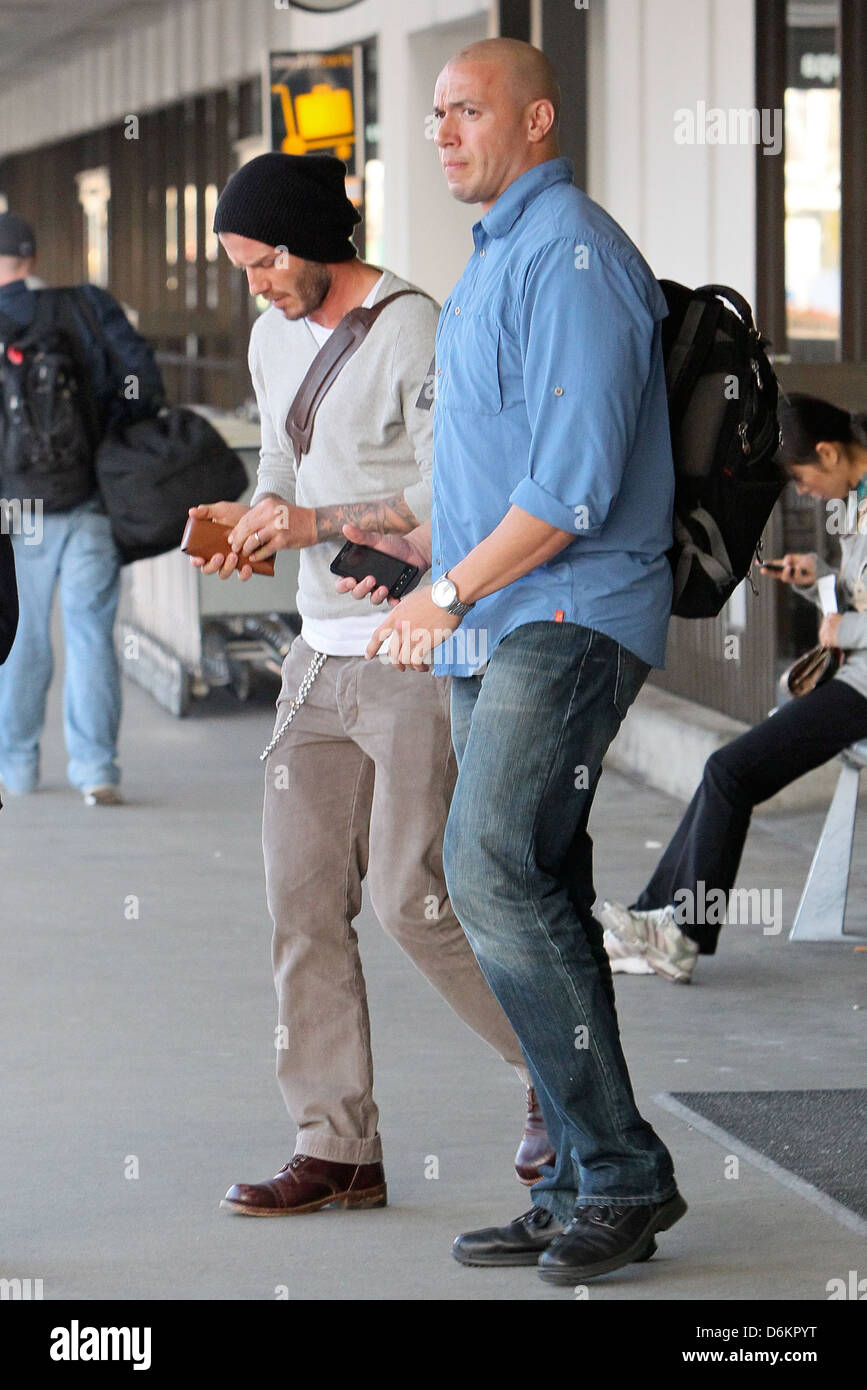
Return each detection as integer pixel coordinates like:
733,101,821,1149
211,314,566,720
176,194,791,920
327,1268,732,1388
0,665,864,1301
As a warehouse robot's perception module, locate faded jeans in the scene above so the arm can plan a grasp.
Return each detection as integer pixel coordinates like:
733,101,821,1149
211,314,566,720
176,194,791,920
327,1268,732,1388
0,494,121,792
444,621,677,1222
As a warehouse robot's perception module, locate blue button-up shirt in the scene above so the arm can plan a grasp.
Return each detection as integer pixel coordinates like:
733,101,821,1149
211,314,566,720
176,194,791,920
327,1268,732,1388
432,157,674,675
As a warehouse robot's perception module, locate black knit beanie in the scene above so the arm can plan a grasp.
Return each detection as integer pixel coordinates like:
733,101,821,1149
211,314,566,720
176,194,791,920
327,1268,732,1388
213,152,360,262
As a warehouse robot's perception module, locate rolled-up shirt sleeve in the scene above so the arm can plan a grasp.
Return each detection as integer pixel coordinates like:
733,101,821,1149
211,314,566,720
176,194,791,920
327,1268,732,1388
509,237,656,536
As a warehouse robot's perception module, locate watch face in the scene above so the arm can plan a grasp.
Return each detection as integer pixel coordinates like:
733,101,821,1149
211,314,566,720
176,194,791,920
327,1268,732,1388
432,577,456,608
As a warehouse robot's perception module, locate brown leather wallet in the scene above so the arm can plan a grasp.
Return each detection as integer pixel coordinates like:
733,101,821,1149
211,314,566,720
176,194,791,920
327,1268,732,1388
180,516,275,576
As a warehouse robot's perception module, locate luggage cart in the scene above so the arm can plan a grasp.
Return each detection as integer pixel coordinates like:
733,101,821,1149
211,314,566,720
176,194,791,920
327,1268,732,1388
116,409,301,716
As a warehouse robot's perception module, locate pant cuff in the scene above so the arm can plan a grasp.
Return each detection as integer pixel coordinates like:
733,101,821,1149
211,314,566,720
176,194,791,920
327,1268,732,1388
70,770,120,791
294,1132,383,1165
0,760,39,793
573,1185,679,1208
531,1191,575,1225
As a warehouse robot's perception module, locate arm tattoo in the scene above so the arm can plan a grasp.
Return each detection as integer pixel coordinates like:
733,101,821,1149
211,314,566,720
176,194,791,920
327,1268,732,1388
313,494,418,542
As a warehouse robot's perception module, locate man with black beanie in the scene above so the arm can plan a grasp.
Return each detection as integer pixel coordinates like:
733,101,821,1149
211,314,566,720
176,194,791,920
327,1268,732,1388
190,152,553,1217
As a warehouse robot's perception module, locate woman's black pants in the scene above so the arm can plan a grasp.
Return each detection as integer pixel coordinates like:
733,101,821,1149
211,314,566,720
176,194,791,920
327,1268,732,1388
633,678,867,952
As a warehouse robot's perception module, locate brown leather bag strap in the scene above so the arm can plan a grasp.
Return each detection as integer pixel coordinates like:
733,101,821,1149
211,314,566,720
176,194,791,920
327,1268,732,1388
285,289,430,464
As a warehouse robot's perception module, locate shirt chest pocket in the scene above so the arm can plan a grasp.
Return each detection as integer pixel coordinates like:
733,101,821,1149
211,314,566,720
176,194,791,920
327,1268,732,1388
438,313,504,416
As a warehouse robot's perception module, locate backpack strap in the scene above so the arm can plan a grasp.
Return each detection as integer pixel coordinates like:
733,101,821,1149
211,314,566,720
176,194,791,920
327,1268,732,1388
68,285,106,347
665,296,722,423
285,288,430,464
697,283,757,331
41,288,104,445
672,506,736,606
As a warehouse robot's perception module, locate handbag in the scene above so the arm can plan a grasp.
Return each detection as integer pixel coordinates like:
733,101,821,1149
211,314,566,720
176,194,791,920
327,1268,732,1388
782,644,842,698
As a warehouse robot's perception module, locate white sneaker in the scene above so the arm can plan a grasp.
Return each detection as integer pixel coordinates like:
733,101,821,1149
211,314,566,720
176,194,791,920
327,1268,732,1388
603,936,656,975
600,901,698,984
83,785,123,807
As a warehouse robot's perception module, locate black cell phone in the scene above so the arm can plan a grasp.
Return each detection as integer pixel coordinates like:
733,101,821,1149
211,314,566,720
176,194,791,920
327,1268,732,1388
330,541,420,600
762,561,785,572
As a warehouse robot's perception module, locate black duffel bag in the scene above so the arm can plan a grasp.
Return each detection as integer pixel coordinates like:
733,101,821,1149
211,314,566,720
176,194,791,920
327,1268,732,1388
95,406,247,565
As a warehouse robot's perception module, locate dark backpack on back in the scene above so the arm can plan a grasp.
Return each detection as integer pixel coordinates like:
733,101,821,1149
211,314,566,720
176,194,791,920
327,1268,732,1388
0,290,100,513
659,280,783,619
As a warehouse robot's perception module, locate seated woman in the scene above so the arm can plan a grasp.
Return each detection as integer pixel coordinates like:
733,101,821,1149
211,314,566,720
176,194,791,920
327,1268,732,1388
601,392,867,982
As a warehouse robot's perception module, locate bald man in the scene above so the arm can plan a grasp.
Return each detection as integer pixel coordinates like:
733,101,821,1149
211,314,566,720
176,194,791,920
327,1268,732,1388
344,38,687,1284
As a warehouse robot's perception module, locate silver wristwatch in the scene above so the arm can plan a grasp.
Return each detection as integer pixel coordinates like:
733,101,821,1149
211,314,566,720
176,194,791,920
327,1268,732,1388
431,572,475,618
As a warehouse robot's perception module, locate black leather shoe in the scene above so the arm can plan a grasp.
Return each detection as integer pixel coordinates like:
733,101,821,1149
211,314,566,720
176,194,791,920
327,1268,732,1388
452,1206,563,1266
537,1191,687,1283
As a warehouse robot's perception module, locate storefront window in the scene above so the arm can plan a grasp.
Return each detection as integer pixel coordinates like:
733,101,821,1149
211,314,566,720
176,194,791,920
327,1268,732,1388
75,167,111,287
165,185,179,292
784,1,841,362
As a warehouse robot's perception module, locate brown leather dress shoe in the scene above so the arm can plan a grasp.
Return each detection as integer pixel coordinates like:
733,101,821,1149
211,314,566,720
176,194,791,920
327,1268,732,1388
220,1154,387,1216
514,1087,556,1185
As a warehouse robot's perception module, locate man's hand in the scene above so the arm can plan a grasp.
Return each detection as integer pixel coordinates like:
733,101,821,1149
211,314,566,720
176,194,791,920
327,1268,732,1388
188,495,316,582
365,584,460,670
335,522,433,606
818,612,842,649
761,553,817,586
229,495,316,561
187,501,253,580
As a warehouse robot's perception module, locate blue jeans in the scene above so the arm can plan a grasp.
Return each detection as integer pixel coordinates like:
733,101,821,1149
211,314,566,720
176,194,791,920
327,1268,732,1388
0,495,121,792
444,621,677,1222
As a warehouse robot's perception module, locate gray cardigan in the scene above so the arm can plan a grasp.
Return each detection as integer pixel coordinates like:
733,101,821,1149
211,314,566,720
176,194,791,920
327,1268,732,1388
797,531,867,702
248,268,439,633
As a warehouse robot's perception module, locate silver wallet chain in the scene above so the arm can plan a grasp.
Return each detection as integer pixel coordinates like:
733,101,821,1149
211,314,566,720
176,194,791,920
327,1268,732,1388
259,650,328,762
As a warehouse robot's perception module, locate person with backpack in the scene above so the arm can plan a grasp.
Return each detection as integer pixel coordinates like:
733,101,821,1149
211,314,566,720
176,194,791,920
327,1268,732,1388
0,212,163,803
601,393,867,981
347,38,687,1284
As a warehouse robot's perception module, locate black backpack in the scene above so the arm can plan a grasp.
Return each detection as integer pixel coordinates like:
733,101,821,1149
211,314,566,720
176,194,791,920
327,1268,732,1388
0,290,100,513
660,280,783,619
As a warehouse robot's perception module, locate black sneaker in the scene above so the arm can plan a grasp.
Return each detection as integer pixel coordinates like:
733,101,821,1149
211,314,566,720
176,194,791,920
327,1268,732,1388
537,1191,687,1283
452,1206,563,1267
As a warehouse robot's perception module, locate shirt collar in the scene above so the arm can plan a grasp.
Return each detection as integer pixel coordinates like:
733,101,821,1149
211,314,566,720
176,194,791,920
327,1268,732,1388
478,157,574,241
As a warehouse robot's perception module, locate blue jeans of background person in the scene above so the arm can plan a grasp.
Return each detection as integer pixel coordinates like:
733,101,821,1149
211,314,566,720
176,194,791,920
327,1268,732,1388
0,494,121,793
444,621,677,1223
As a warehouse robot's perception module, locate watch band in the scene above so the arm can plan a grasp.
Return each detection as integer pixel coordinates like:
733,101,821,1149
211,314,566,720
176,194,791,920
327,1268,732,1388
446,595,474,618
